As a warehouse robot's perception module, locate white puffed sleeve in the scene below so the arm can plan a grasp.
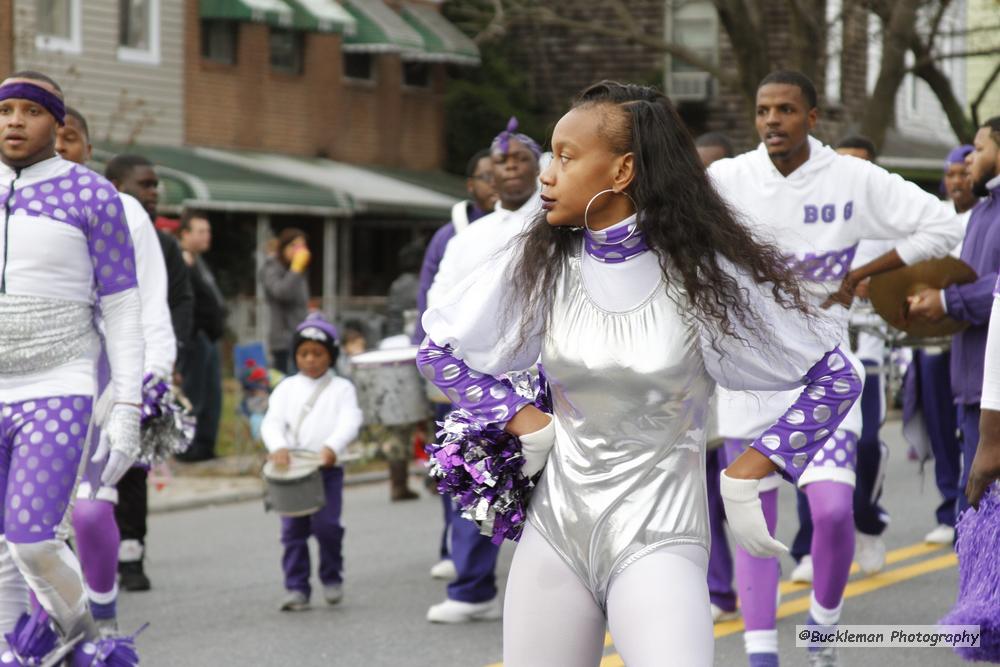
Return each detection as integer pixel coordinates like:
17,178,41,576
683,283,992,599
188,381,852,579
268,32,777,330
421,247,543,376
697,262,845,391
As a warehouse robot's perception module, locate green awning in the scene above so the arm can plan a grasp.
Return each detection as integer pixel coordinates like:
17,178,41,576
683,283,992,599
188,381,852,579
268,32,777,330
194,147,462,219
341,0,424,53
400,3,479,65
92,143,350,216
286,0,356,34
199,0,295,27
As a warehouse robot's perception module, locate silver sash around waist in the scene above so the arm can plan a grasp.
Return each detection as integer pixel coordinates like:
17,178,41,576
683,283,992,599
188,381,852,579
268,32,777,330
0,294,96,375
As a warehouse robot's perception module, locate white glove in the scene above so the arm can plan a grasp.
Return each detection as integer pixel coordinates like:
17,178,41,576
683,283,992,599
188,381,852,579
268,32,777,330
95,404,141,486
719,469,789,558
519,416,555,478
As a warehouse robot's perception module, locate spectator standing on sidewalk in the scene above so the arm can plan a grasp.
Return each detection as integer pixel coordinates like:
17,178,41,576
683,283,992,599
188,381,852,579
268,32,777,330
176,210,227,463
260,228,311,374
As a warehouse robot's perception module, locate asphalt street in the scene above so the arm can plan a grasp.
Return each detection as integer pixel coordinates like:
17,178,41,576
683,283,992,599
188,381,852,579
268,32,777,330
122,417,974,666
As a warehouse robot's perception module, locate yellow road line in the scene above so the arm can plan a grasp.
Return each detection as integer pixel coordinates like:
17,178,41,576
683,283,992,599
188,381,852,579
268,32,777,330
713,552,958,638
603,541,946,645
778,541,945,596
486,542,955,667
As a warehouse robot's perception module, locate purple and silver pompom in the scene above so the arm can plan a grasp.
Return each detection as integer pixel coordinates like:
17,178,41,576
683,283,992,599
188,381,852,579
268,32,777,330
425,370,551,545
1,608,59,666
140,373,196,465
941,484,1000,662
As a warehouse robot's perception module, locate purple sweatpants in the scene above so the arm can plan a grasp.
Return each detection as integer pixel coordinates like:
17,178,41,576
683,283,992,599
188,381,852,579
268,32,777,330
281,466,344,597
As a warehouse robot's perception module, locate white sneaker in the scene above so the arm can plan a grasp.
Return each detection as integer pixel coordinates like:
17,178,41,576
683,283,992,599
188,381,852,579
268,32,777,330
426,597,501,623
790,555,813,583
429,558,457,581
710,603,739,623
855,532,887,574
925,524,955,545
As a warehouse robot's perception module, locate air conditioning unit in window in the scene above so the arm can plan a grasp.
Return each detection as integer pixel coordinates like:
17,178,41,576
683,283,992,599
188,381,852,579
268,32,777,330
669,72,712,101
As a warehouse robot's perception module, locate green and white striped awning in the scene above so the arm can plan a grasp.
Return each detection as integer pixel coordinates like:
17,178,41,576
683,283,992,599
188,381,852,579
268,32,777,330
340,0,424,53
199,0,295,27
285,0,357,34
401,3,479,65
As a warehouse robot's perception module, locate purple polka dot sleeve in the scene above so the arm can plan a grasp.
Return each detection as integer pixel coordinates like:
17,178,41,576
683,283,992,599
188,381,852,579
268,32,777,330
85,186,138,297
417,338,532,426
748,345,863,484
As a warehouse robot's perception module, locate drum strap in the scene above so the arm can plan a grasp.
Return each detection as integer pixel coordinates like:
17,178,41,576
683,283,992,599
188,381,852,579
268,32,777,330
292,374,334,447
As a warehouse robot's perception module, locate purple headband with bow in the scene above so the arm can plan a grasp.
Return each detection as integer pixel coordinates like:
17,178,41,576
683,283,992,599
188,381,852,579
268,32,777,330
0,81,65,125
945,145,974,169
491,117,541,159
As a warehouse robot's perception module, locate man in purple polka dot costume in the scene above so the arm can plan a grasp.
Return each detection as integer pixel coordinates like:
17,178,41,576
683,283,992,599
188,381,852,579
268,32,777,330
0,71,144,662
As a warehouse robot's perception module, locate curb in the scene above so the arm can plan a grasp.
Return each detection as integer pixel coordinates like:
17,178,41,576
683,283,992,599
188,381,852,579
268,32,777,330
149,468,427,514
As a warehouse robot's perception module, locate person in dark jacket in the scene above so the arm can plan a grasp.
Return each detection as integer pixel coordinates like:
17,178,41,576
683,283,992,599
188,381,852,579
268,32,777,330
105,153,195,593
259,228,310,373
105,154,194,373
384,241,425,338
176,210,227,463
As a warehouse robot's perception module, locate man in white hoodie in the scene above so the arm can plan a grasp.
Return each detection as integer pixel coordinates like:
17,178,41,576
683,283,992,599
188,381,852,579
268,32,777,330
710,70,962,667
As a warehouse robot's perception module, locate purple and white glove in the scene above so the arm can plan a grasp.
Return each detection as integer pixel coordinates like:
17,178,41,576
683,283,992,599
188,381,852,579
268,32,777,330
93,404,141,486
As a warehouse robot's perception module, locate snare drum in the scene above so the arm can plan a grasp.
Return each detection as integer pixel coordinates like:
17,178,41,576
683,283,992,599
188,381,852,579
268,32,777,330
350,347,431,426
263,450,326,517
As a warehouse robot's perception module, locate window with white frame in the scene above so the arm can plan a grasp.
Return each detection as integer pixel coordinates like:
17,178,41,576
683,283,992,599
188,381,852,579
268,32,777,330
35,0,82,54
118,0,160,65
666,1,717,101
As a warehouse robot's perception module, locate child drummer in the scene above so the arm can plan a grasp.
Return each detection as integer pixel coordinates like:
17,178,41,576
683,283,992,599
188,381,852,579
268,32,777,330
261,313,364,611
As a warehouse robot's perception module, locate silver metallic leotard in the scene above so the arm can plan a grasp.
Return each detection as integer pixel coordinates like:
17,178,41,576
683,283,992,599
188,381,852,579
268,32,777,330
529,254,714,609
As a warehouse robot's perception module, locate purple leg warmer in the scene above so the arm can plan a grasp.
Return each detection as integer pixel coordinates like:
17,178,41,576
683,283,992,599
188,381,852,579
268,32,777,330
733,488,780,631
805,480,854,611
71,499,119,598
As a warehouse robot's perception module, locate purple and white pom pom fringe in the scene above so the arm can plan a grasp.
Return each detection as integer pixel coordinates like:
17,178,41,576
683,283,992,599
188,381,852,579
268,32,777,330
941,484,1000,662
425,370,551,545
1,609,58,665
1,610,144,667
140,373,196,464
71,631,142,667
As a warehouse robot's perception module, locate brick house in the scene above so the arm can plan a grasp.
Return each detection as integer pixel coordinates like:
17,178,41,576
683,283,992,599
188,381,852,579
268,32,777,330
1,0,480,343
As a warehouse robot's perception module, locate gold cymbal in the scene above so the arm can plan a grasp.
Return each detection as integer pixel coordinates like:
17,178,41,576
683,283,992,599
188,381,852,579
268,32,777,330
868,257,977,338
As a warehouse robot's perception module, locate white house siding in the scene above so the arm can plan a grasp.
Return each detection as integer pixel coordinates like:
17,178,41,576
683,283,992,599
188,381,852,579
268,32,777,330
893,0,967,146
13,0,183,146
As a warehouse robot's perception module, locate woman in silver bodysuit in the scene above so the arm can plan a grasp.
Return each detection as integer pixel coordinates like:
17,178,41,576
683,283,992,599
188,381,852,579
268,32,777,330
418,82,862,666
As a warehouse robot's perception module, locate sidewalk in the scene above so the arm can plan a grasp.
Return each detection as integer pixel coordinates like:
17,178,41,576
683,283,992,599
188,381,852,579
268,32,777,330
148,458,426,514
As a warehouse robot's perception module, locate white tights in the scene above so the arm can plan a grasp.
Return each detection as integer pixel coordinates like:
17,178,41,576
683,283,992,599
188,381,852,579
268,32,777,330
0,538,28,649
503,523,714,667
6,539,94,639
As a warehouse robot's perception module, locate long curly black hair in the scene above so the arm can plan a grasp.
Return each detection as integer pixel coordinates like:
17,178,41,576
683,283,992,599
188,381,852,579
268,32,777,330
503,81,811,351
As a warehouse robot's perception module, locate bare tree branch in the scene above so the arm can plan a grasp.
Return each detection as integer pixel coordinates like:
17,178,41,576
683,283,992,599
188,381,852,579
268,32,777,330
712,0,771,103
912,46,1000,65
971,58,1000,127
609,0,641,37
925,0,952,48
523,4,734,84
861,0,921,148
909,26,977,142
